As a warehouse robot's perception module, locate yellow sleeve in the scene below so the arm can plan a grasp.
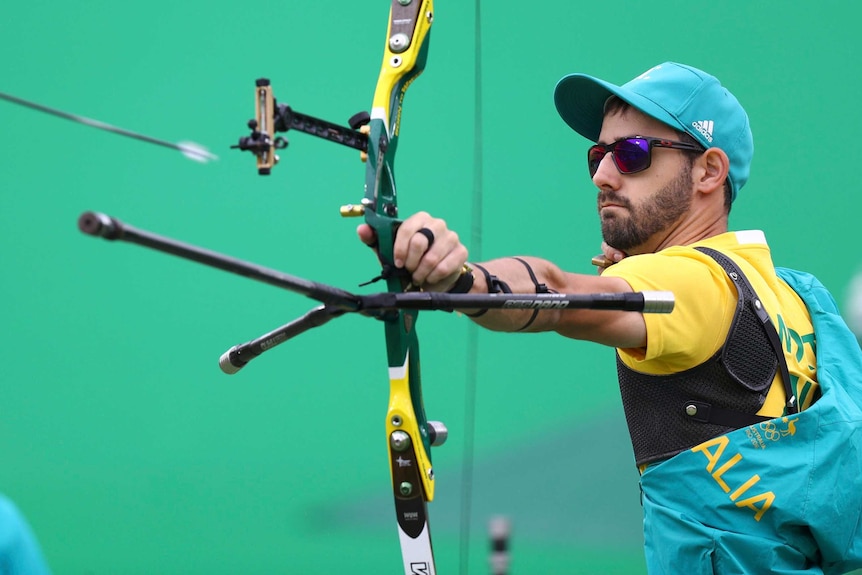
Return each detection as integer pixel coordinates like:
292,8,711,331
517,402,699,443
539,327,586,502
602,251,737,374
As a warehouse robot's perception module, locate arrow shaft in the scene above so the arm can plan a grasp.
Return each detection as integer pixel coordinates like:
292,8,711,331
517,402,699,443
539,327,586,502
0,90,215,160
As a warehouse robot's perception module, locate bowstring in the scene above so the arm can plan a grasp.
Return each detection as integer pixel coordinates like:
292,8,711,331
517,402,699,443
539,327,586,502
458,0,483,573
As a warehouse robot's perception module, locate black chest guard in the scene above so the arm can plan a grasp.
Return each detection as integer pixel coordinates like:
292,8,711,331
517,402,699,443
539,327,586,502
618,247,795,467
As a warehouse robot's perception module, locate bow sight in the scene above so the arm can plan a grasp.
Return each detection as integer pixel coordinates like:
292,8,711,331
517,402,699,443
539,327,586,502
232,78,371,175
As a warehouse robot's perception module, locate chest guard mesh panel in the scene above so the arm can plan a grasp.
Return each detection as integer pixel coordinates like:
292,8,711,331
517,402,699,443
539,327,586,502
618,248,779,466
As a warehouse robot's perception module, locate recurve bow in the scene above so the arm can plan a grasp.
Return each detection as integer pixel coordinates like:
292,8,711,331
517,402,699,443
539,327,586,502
234,1,441,572
359,2,441,572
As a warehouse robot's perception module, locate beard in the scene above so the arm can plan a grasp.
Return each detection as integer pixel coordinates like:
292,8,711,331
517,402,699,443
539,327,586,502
597,164,693,252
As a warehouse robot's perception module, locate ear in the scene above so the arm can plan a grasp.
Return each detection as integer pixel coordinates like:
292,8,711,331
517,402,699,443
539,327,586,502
694,148,730,196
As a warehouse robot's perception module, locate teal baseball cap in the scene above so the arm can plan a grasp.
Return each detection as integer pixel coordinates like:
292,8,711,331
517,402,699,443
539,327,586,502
554,62,753,201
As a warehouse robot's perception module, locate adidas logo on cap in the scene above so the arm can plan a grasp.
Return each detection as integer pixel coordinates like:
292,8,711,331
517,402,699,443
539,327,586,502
692,120,714,142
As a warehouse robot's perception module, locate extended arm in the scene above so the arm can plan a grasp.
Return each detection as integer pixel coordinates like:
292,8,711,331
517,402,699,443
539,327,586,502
358,212,647,349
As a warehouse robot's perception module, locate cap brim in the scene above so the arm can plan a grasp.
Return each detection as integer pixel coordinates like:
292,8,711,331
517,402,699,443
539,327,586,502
554,73,687,142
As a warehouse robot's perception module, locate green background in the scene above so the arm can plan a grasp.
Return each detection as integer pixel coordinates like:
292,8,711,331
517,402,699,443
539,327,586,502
2,1,860,574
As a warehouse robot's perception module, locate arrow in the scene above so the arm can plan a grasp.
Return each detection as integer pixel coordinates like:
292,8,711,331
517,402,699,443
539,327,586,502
0,90,217,163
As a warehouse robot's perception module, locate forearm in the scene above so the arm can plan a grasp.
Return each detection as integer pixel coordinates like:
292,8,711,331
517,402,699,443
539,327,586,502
459,256,572,332
457,256,644,348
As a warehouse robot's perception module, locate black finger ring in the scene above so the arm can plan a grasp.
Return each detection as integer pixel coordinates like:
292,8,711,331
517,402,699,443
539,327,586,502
417,227,435,249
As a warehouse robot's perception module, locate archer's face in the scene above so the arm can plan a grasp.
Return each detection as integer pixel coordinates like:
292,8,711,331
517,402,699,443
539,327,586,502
592,108,695,255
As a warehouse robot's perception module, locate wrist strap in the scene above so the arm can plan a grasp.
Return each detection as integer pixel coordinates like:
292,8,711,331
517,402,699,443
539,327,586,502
446,263,475,294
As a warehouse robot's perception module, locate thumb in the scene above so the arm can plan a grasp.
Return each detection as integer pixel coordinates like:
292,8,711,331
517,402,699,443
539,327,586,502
357,223,378,248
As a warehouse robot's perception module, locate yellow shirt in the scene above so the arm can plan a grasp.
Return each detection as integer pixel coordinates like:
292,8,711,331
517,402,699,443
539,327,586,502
603,230,819,416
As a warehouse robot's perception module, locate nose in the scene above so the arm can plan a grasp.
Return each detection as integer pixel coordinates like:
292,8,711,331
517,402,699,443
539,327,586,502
591,152,620,190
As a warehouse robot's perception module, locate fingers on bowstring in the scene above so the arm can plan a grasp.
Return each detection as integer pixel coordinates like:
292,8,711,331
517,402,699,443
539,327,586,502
593,242,627,273
601,241,626,262
592,255,614,274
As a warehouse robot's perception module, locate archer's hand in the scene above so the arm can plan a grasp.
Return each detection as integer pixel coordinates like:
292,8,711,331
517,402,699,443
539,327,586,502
593,242,627,274
357,211,468,292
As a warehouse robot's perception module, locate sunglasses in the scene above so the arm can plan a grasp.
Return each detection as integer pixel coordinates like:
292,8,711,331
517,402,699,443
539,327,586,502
588,136,705,177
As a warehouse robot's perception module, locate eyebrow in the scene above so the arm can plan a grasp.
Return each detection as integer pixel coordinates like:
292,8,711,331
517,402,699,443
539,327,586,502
595,135,643,146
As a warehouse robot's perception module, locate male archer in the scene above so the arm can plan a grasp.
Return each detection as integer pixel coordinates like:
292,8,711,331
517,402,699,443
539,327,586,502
359,62,862,574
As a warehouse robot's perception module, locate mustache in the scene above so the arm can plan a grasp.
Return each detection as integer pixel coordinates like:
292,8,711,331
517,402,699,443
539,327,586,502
598,191,631,208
